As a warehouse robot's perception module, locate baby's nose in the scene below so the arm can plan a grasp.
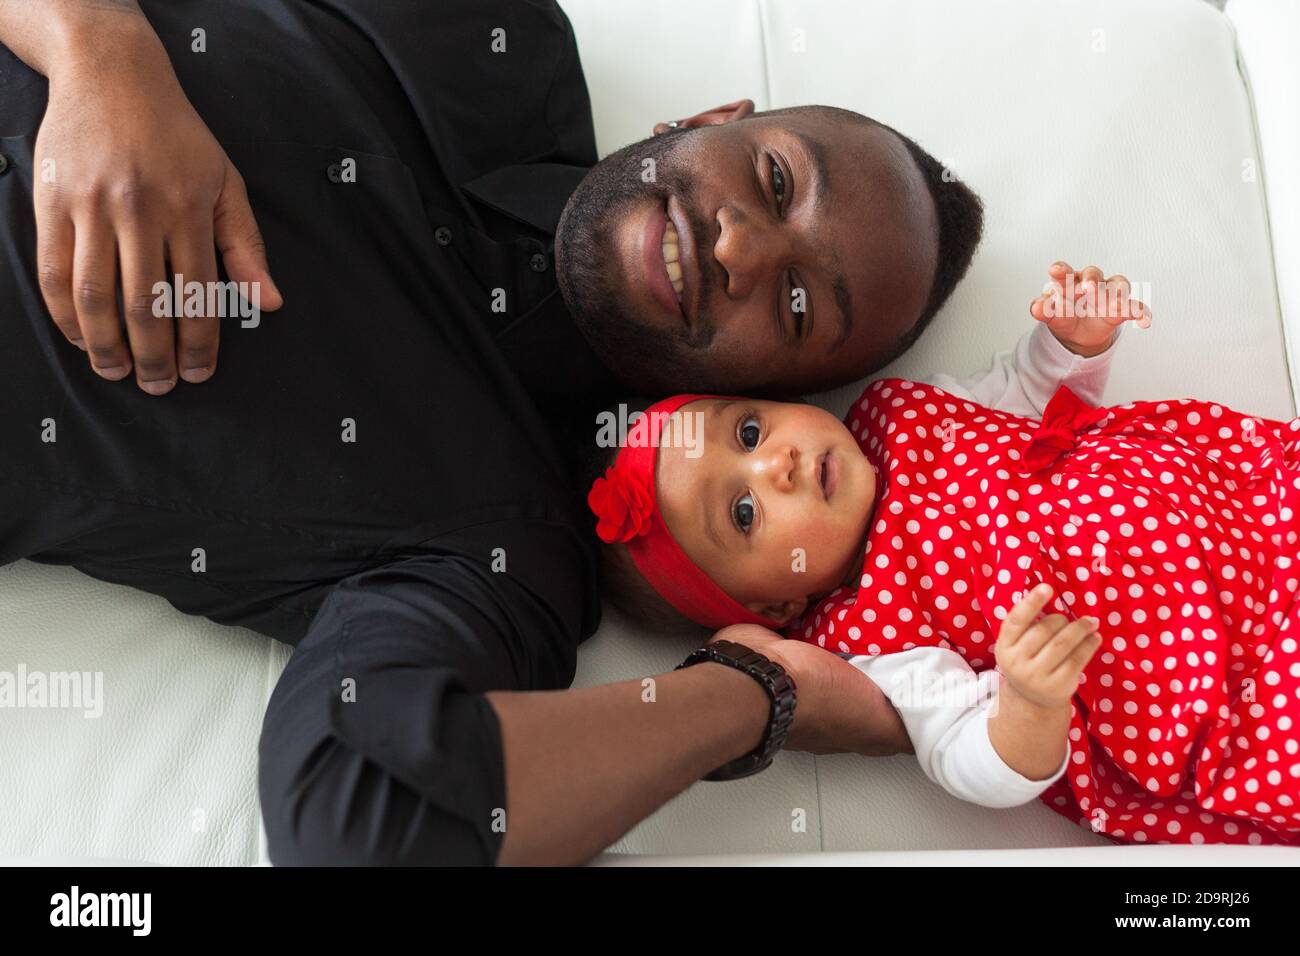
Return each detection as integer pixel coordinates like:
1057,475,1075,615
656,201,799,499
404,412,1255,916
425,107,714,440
754,445,797,491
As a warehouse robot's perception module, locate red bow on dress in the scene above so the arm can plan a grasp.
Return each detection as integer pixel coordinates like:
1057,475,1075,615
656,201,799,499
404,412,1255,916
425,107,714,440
1021,385,1109,472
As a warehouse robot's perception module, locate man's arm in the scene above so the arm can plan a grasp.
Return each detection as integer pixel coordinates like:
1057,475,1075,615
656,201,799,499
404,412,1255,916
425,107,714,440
490,620,910,865
258,560,908,866
488,664,770,865
0,0,280,393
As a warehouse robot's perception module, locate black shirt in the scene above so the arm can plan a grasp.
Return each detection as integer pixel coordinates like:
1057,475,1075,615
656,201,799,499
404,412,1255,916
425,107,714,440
0,0,613,863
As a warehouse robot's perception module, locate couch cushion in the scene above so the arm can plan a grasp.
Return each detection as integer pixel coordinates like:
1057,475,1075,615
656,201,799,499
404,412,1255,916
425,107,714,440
0,562,290,866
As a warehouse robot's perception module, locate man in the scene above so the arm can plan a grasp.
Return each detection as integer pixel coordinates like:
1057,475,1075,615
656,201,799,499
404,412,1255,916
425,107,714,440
0,0,983,864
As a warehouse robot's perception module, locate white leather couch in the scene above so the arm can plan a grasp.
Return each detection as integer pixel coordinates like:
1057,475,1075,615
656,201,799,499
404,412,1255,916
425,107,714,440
2,0,1297,866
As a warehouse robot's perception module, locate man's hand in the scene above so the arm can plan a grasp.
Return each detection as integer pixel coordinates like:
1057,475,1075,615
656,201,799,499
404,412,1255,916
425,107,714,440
993,583,1100,710
711,624,911,756
16,4,282,393
1029,261,1151,358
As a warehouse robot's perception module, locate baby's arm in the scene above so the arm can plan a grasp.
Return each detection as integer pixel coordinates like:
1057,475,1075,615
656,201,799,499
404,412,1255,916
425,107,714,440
927,262,1150,417
847,647,1067,808
927,322,1121,418
989,583,1100,780
847,584,1099,808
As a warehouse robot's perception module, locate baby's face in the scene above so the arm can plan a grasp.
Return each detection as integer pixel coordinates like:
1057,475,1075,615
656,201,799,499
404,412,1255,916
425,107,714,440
656,398,876,625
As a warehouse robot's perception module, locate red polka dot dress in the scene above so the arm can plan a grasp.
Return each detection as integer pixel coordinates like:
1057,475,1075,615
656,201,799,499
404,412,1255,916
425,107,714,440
795,377,1300,846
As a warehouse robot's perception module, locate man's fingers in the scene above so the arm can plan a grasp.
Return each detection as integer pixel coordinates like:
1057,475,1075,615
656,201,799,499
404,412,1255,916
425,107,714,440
71,218,132,381
999,583,1055,646
35,208,84,350
214,168,282,311
119,229,176,395
167,221,221,385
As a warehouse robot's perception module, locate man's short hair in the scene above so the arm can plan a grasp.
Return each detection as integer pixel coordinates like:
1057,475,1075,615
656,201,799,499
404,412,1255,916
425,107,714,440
876,123,984,369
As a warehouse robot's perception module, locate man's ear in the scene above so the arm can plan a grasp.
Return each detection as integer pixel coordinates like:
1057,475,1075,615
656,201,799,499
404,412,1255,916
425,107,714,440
653,98,755,135
747,594,809,627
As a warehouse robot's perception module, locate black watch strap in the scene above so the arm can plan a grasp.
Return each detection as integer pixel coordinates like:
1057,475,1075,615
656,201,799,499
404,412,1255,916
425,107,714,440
676,639,797,781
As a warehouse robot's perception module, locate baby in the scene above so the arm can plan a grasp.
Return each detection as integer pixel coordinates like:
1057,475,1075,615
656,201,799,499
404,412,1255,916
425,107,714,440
588,262,1300,846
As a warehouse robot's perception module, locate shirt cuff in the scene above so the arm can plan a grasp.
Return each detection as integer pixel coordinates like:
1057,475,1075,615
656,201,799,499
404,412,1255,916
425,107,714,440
970,693,1071,801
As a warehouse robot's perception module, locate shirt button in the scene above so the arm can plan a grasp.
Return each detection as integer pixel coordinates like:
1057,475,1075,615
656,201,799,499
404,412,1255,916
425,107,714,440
529,252,548,272
435,226,453,246
0,154,10,175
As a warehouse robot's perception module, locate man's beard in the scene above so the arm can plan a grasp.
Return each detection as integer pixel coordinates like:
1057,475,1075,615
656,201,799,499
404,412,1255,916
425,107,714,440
554,127,719,394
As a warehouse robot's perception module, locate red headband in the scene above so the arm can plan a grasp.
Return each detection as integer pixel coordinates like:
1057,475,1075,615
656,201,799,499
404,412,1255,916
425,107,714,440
587,394,772,630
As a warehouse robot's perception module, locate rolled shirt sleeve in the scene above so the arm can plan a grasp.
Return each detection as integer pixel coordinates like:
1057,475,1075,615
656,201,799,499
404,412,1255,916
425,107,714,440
258,548,587,865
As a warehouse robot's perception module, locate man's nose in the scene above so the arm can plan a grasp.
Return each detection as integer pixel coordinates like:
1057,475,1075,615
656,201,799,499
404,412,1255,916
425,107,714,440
714,206,788,299
751,444,797,492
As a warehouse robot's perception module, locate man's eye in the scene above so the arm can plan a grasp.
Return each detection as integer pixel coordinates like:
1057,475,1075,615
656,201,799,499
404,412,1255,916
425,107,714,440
771,160,786,206
788,274,805,337
733,492,756,534
738,415,761,450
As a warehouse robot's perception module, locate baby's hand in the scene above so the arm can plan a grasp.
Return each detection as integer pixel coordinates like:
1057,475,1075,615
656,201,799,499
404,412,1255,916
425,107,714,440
1029,261,1152,358
994,584,1101,710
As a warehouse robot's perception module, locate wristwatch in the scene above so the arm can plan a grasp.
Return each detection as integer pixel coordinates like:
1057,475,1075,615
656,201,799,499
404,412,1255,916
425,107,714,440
676,639,797,781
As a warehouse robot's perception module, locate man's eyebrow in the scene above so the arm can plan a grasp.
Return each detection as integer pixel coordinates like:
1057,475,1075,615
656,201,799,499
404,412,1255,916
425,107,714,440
791,130,830,213
790,131,853,350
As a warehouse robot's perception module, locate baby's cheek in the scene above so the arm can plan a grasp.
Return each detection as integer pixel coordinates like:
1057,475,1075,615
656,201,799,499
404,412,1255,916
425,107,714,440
778,520,836,583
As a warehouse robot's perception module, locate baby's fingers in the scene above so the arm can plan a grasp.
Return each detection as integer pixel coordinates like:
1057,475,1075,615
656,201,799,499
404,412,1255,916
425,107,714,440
1048,261,1075,288
1129,298,1153,329
1057,630,1103,681
1030,293,1052,323
999,583,1055,647
1040,617,1100,671
1102,274,1154,329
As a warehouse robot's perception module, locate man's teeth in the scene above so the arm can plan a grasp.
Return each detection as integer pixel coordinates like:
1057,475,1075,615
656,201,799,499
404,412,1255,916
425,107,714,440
661,220,683,297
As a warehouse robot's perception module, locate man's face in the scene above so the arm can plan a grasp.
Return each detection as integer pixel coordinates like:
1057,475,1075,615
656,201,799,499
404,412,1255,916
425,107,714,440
554,110,938,395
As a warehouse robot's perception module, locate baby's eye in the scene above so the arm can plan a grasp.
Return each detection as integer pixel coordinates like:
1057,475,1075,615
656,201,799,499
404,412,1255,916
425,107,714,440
733,492,756,534
739,415,761,451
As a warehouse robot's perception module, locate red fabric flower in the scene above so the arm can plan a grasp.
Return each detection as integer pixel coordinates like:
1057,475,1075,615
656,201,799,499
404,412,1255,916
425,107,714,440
587,465,654,543
1021,385,1109,472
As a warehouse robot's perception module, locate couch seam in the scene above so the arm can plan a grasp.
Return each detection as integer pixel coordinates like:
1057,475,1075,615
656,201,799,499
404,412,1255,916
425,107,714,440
1226,12,1298,417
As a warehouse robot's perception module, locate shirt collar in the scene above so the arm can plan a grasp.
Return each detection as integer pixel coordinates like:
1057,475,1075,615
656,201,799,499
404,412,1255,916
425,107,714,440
459,162,590,237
